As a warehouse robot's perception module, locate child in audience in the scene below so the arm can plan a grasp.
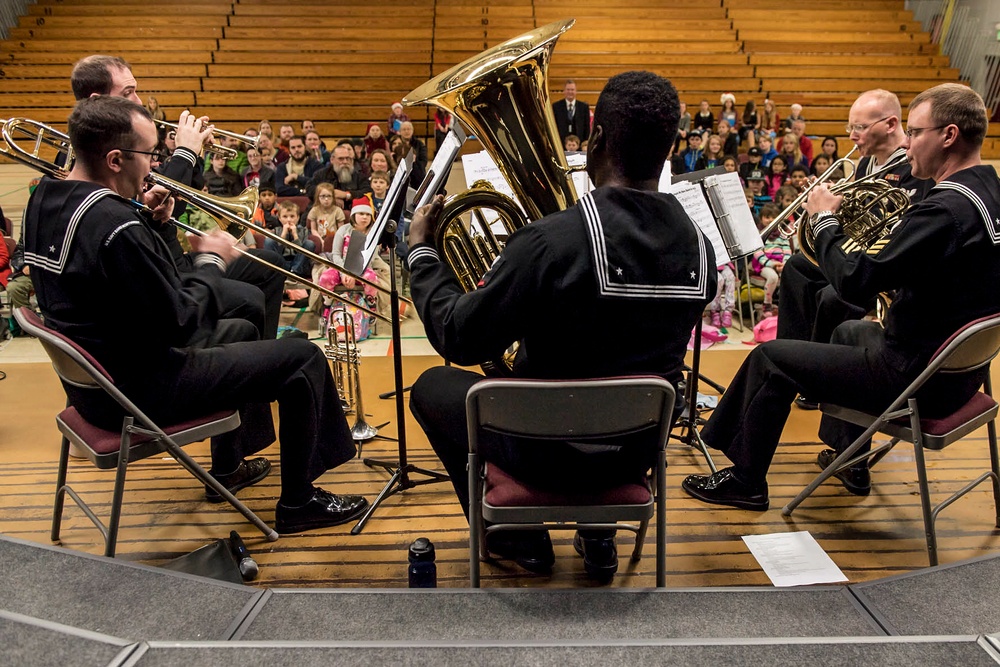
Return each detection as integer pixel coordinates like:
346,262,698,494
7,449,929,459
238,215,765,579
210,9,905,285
739,99,758,148
693,100,715,134
757,133,778,167
387,102,409,137
811,154,832,177
766,154,788,198
241,147,275,189
718,93,738,128
252,183,280,232
364,122,390,157
680,130,704,173
695,134,723,170
307,183,346,240
564,134,581,152
721,155,739,175
779,132,807,169
739,146,763,183
752,203,792,318
368,171,390,215
788,164,810,192
204,153,241,197
746,169,771,217
672,101,691,156
707,261,737,329
716,119,738,156
258,119,274,139
264,200,314,279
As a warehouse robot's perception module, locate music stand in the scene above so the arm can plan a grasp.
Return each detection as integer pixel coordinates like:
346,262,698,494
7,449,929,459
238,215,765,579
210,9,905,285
668,168,763,472
351,128,469,534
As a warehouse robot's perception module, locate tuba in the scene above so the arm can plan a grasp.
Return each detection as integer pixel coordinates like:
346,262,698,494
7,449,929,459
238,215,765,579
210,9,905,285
403,19,579,372
403,18,579,289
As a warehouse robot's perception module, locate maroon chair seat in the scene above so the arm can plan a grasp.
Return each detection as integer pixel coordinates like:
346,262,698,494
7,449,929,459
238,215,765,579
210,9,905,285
485,464,651,507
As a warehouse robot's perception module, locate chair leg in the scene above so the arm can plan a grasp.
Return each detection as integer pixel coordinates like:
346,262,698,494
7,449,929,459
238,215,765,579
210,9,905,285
987,414,1000,529
50,436,71,544
656,451,667,588
632,519,649,562
468,453,481,588
909,400,938,566
105,418,135,557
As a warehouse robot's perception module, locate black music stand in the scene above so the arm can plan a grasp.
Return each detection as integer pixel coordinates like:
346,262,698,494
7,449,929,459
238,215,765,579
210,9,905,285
351,221,450,535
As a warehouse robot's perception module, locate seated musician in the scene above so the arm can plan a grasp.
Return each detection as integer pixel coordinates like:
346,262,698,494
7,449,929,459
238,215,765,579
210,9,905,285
406,72,716,581
683,83,1000,510
23,96,368,534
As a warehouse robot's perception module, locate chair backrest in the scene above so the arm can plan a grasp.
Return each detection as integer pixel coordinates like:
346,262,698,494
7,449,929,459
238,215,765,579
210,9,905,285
466,377,676,450
13,307,112,389
932,313,1000,373
276,195,310,212
2,235,14,258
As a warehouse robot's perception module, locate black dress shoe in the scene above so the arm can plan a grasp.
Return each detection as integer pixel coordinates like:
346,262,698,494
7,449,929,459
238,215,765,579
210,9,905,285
205,457,272,503
817,449,871,496
485,530,555,574
795,395,819,410
573,532,618,582
275,488,369,534
682,467,769,511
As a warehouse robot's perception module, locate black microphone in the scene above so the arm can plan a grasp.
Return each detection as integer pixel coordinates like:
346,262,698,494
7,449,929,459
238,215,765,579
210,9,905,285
229,531,259,581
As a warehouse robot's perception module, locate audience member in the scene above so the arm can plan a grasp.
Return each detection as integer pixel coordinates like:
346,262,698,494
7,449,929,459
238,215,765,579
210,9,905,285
752,203,791,318
258,119,274,139
552,79,591,142
788,164,810,192
791,118,813,164
746,169,771,216
740,146,763,182
766,154,788,197
564,134,581,152
144,95,165,122
304,130,329,164
363,122,389,157
779,132,807,169
241,147,275,189
717,119,738,156
672,101,691,155
277,124,295,149
398,121,428,188
757,134,778,167
264,200,314,279
718,93,738,128
307,182,346,239
204,153,242,197
696,133,723,170
693,99,715,133
782,102,804,130
387,102,409,136
434,109,452,152
253,183,280,232
275,135,322,196
760,98,780,138
308,143,372,208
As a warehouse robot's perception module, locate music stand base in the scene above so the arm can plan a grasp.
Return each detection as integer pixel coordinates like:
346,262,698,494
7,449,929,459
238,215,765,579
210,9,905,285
673,317,719,472
351,459,451,535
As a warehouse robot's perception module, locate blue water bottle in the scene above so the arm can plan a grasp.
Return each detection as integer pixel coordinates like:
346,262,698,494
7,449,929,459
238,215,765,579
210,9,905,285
408,537,437,588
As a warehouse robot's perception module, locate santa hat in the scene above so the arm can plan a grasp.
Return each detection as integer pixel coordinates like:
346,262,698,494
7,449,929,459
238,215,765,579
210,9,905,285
351,198,373,216
720,92,736,106
391,102,403,111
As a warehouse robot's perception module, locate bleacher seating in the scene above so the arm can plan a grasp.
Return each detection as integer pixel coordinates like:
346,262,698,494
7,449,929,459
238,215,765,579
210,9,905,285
0,0,997,157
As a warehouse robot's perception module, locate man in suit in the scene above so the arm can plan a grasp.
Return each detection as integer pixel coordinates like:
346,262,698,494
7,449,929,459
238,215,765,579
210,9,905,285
552,79,590,144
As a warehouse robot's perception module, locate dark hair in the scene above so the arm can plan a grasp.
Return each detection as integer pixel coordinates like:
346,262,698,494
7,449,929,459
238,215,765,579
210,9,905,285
68,95,150,172
593,71,680,181
789,164,809,176
820,135,840,161
70,55,132,100
759,203,781,219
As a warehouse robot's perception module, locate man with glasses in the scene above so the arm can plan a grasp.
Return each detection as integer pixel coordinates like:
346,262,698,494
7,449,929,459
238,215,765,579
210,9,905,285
23,96,368,533
683,83,1000,511
70,54,285,340
777,90,932,416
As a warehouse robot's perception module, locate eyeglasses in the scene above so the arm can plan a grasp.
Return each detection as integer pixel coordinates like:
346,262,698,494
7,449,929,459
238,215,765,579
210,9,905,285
845,116,891,134
117,148,169,162
904,125,948,139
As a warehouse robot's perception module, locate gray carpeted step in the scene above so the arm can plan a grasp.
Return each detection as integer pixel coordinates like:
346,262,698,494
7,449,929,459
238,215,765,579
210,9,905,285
0,536,262,641
127,637,1000,667
1,610,134,667
851,553,1000,636
234,587,882,641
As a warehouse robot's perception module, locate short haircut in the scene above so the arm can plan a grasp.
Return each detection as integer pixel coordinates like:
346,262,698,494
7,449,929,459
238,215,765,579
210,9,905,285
333,143,353,157
789,164,809,175
909,83,988,147
288,135,305,146
71,55,132,100
592,71,680,181
775,184,798,200
759,203,781,219
278,200,300,215
68,95,150,172
370,170,390,183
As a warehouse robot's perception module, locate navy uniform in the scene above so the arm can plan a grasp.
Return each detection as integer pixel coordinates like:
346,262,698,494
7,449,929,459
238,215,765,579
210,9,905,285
776,147,934,346
408,187,716,514
24,177,355,503
701,165,1000,486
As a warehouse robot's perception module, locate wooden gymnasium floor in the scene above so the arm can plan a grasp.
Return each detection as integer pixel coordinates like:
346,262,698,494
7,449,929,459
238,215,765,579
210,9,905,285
2,165,1000,589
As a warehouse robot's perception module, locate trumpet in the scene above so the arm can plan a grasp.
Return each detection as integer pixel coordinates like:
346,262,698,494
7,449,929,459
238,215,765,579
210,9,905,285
1,116,409,322
154,118,259,161
324,310,379,442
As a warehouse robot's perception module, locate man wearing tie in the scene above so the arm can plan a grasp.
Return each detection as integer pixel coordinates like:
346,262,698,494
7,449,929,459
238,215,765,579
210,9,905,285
552,80,591,144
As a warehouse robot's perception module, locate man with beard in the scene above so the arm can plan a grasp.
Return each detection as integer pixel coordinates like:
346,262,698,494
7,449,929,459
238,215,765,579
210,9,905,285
275,135,322,196
307,143,371,211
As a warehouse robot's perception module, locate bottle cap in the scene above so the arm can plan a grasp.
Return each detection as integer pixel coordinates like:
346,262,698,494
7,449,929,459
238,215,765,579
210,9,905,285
408,537,435,561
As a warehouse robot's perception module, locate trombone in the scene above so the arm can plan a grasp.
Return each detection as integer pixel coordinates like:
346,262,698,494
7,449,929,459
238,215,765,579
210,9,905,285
154,118,259,161
1,116,409,322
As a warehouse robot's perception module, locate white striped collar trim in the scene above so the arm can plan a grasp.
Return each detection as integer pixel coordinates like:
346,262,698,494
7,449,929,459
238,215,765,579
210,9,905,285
580,191,710,300
932,179,1000,244
25,188,117,275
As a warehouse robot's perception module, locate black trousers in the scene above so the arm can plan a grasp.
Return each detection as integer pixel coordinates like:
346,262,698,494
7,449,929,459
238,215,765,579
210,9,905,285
702,320,986,487
74,322,355,505
776,252,868,345
409,366,661,521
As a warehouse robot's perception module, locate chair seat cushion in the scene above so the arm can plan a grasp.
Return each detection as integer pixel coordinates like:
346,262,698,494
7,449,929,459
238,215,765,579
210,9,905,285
57,407,237,456
916,391,998,436
484,463,651,507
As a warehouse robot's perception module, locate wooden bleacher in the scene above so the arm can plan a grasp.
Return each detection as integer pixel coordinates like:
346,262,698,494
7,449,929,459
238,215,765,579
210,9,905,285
0,0,997,157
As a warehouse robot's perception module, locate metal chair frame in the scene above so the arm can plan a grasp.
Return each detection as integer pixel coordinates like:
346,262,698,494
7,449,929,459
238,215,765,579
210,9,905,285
783,314,1000,565
466,377,675,587
14,308,278,557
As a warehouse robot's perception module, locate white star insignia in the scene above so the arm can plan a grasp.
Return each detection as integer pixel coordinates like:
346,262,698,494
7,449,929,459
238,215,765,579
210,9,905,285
615,267,623,276
690,271,696,280
49,245,56,253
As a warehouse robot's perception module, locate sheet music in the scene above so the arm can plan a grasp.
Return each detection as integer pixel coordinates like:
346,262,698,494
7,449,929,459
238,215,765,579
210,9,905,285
702,171,764,259
362,157,410,269
670,180,729,267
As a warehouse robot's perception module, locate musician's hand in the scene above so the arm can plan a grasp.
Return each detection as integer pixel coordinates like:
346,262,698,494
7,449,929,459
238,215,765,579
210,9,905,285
143,185,175,222
188,229,239,264
803,183,843,217
175,111,214,155
409,194,445,247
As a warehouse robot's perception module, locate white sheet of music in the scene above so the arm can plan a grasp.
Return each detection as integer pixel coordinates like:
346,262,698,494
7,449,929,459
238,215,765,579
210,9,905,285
670,180,730,268
702,171,764,259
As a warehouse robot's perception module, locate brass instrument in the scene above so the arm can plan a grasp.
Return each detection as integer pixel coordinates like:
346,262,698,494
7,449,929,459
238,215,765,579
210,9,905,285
0,116,408,323
324,310,379,442
154,118,259,161
403,19,578,286
403,19,579,371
